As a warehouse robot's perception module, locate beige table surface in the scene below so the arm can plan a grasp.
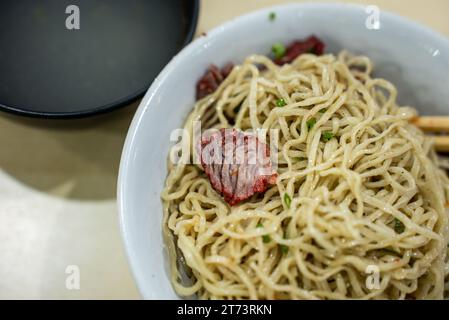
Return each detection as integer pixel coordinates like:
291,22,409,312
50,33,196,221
1,0,448,300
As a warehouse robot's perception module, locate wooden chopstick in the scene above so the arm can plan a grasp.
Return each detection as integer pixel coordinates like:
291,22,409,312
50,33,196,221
432,136,449,153
412,116,449,132
412,117,449,153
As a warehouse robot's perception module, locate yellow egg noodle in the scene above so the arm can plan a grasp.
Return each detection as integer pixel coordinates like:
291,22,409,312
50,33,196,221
161,51,449,299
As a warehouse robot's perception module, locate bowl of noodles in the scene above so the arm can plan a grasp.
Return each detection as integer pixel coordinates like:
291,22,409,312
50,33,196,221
118,3,449,299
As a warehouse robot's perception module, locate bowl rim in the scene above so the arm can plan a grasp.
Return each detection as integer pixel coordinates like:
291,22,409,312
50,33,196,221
117,2,449,299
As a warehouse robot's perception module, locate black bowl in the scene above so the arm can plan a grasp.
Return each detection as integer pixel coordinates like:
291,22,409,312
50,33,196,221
0,0,199,118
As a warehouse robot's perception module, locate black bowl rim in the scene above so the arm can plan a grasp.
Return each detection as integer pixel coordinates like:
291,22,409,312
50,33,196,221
0,0,200,119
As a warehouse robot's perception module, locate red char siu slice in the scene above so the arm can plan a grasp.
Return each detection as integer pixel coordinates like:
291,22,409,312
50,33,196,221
194,36,325,99
196,63,235,100
274,36,325,65
198,128,277,206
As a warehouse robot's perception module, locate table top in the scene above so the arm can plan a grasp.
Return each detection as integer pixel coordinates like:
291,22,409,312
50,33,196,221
1,0,448,299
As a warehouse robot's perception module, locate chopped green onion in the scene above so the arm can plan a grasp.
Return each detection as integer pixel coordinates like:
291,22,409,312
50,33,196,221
319,108,327,114
322,131,334,142
276,98,287,107
394,218,405,234
295,157,307,162
262,235,271,243
269,12,276,21
258,223,270,243
284,193,292,208
306,118,317,130
272,43,286,60
280,244,289,254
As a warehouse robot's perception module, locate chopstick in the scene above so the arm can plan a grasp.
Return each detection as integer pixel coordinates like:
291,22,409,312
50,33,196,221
432,136,449,153
412,116,449,152
412,116,449,132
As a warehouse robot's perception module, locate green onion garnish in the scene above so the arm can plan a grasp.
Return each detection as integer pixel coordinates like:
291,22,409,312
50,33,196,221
280,244,289,254
276,98,287,107
262,235,271,243
322,131,334,142
394,218,405,234
269,12,276,21
319,108,327,114
272,43,286,60
284,193,292,208
306,118,317,130
256,222,264,228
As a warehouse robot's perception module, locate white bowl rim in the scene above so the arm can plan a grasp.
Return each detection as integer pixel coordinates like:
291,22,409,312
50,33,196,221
117,2,449,298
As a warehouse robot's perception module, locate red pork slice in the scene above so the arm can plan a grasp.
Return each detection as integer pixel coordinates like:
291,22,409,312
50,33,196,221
196,63,235,100
275,35,325,65
198,128,277,206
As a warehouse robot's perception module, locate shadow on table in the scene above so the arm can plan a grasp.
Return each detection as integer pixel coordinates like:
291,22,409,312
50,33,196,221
0,101,139,201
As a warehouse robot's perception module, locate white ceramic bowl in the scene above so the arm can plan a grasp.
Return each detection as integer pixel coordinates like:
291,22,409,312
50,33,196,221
118,3,449,299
